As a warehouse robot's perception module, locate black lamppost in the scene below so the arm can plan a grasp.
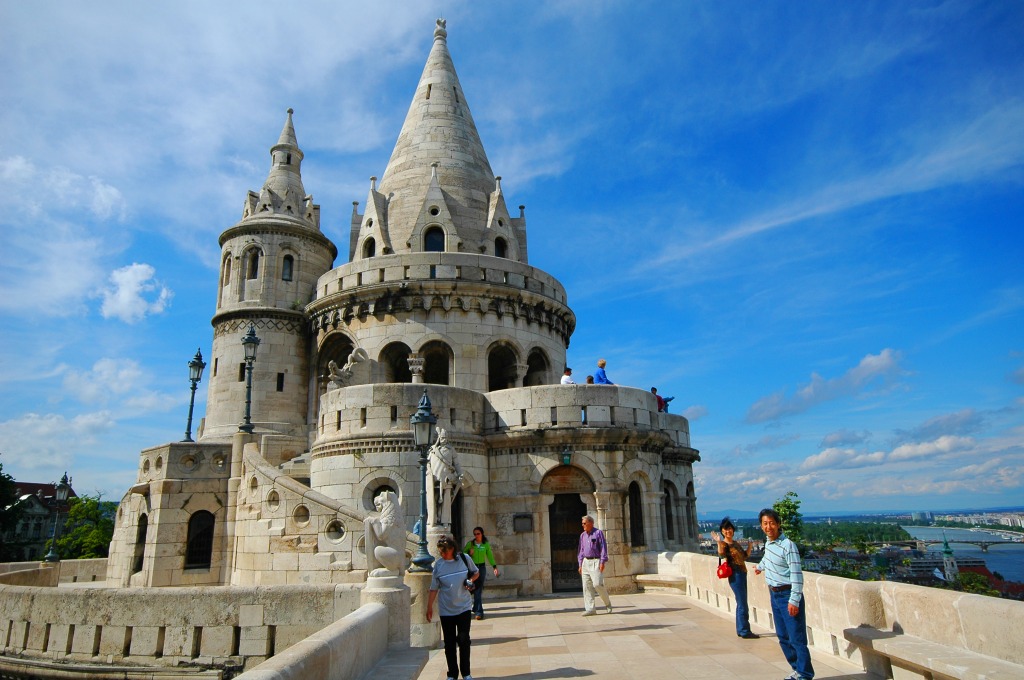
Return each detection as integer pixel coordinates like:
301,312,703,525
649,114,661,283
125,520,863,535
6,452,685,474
182,348,206,442
239,324,261,434
43,473,71,563
409,388,437,572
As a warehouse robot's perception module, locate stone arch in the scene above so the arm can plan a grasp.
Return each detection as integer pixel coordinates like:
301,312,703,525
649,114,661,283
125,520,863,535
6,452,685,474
317,332,358,382
628,481,646,548
420,339,454,385
379,342,413,383
494,237,508,259
362,237,376,259
523,347,551,386
131,513,148,574
539,465,596,495
487,341,521,391
662,479,681,543
219,252,232,307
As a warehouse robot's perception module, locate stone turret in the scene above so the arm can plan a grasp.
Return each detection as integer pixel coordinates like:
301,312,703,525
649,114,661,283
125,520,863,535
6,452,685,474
202,109,338,442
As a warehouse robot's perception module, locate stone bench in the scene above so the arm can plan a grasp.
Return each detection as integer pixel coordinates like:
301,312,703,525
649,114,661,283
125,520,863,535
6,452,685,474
634,574,687,594
844,626,1024,680
482,579,521,599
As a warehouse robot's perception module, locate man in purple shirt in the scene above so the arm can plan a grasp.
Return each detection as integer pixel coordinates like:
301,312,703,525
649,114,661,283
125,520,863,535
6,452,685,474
577,515,612,616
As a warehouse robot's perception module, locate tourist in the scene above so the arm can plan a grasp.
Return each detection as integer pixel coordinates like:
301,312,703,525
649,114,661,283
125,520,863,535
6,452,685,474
711,518,757,639
594,359,613,384
585,375,594,384
578,515,612,615
427,535,479,680
651,387,675,413
464,527,500,620
560,367,575,384
754,508,814,680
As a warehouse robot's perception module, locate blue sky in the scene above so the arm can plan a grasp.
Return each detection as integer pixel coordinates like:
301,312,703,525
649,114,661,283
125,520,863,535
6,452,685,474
1,1,1021,516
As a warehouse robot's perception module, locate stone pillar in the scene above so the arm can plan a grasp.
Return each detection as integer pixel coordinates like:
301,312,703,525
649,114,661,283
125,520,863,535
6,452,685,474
361,575,411,647
408,353,425,384
405,571,441,649
644,491,666,551
514,362,529,387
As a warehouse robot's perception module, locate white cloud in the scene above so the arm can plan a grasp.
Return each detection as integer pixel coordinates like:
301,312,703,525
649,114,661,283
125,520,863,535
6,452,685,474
62,358,146,404
99,263,173,323
746,349,904,423
801,447,886,471
681,405,708,421
888,435,975,462
820,429,870,448
0,411,115,473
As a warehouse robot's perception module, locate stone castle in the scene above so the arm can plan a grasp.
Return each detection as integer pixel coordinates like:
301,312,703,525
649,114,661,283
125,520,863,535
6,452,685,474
104,18,701,596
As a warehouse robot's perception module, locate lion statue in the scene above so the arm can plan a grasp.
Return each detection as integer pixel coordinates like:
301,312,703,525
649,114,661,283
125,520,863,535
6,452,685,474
363,490,406,577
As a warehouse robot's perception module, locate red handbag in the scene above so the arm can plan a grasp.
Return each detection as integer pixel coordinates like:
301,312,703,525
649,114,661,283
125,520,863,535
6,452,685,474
717,557,733,579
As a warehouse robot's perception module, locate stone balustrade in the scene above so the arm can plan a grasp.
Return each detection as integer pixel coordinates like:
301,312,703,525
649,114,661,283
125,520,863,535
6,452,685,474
0,580,364,674
650,551,1024,677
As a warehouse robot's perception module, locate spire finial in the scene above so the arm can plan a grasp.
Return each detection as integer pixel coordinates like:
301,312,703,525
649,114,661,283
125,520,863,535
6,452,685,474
287,107,294,115
434,18,447,41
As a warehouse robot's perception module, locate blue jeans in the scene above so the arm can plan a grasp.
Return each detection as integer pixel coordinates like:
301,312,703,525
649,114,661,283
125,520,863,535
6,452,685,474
769,589,814,680
727,570,751,636
472,566,487,616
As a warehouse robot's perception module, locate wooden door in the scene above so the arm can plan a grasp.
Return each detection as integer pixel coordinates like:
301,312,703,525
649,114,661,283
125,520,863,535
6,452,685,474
549,494,587,592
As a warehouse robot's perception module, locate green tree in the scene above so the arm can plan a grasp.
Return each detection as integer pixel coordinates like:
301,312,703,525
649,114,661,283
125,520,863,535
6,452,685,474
0,461,26,561
773,491,804,546
953,572,1000,597
51,494,117,559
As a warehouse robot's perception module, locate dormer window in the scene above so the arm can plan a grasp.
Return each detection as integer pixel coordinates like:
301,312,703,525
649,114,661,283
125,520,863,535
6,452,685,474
425,227,445,252
495,237,508,259
363,238,376,258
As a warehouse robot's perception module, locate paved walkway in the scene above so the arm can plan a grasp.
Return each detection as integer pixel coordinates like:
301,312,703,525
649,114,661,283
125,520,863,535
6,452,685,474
417,591,867,680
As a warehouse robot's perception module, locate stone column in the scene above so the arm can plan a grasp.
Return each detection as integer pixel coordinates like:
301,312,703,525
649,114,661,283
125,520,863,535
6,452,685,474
514,362,529,387
644,491,666,551
405,571,441,648
361,574,412,647
408,353,425,384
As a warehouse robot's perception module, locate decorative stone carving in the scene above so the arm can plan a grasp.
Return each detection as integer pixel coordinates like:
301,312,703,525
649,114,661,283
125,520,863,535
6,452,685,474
408,353,425,384
363,491,406,577
427,427,462,527
326,348,368,390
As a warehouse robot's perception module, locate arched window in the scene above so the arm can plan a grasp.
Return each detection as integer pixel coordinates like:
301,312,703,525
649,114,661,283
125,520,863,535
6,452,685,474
281,254,294,281
379,343,412,383
523,349,549,386
421,340,453,385
184,510,215,569
247,251,260,280
222,257,231,286
663,482,677,542
628,482,646,547
487,344,519,391
363,238,376,259
424,227,445,252
495,237,508,259
132,513,148,574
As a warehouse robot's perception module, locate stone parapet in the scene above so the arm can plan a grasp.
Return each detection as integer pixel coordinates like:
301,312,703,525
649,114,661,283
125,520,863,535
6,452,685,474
650,551,1024,674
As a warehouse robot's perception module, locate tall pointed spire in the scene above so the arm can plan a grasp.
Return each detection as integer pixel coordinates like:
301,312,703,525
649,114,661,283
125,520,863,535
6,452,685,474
243,108,317,227
376,19,497,253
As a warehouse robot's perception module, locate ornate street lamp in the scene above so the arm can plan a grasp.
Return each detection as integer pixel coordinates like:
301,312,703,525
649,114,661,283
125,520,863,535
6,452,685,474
43,473,71,563
239,324,261,434
182,348,206,442
409,388,437,572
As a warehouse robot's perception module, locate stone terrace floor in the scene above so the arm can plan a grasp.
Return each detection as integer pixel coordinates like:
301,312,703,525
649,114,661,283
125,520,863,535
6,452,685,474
417,591,867,680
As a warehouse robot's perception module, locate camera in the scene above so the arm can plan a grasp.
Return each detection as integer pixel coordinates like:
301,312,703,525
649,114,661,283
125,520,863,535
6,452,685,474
464,579,475,591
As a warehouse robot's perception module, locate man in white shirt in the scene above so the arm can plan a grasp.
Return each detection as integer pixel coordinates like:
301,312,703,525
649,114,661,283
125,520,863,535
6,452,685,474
560,368,575,384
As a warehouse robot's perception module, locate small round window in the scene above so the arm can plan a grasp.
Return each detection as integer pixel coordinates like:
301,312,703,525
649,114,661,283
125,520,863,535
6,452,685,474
429,206,440,216
326,520,346,542
293,504,310,526
266,490,281,512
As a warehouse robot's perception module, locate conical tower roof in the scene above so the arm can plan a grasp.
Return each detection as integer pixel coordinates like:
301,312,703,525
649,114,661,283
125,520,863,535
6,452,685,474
377,19,497,252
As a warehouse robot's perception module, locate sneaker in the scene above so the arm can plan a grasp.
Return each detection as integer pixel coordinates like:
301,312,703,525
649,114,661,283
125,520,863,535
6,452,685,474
475,614,482,620
605,605,613,614
582,609,597,616
739,632,759,639
464,676,473,680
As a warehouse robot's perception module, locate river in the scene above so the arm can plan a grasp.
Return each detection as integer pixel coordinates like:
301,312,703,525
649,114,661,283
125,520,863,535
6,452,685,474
902,526,1024,583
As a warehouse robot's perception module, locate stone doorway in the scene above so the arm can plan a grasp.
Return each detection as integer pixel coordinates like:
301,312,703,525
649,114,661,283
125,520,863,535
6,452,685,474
548,494,587,592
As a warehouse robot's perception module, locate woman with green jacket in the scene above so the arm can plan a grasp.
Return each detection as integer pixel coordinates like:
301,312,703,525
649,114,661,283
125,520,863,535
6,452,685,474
463,527,499,619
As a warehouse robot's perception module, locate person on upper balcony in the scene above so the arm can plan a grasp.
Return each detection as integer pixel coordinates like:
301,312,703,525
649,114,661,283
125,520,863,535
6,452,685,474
594,359,613,385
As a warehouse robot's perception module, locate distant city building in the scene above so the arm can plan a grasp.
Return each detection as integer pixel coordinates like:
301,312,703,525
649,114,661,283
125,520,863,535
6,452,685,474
911,511,932,522
2,475,77,561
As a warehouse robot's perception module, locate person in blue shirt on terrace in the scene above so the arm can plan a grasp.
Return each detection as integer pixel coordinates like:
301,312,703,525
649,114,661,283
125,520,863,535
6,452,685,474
754,508,815,680
593,359,613,384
